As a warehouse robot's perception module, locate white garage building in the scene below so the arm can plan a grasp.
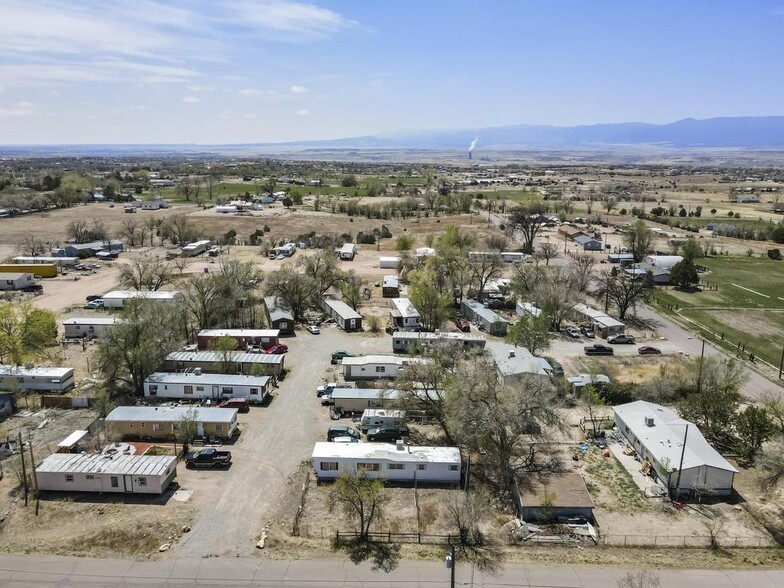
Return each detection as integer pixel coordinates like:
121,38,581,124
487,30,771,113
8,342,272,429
614,400,737,499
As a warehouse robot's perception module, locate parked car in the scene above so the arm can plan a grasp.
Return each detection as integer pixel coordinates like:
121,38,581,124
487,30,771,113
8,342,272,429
218,397,250,413
320,394,334,406
306,324,320,335
454,317,470,332
85,294,103,302
185,447,232,469
84,299,104,309
265,344,288,354
327,425,360,442
638,346,662,355
366,427,407,442
331,350,357,363
608,334,636,344
385,325,399,335
317,382,338,397
546,358,565,377
565,326,580,339
21,284,43,293
580,325,595,338
584,344,614,356
89,263,101,269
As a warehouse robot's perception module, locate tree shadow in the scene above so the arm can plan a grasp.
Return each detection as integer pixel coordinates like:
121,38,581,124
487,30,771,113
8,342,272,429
332,538,401,573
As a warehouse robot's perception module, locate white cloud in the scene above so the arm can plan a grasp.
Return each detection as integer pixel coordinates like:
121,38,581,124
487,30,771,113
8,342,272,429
244,113,257,119
188,84,214,92
290,85,307,94
17,101,35,109
0,100,35,117
223,1,357,40
297,109,309,116
238,88,263,96
219,110,231,119
182,96,201,103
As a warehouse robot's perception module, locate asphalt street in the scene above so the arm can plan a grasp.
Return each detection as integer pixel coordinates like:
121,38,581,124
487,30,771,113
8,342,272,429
0,554,782,587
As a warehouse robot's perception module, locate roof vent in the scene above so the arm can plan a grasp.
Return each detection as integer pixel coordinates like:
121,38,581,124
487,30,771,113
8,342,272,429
508,349,515,358
396,440,405,451
645,416,655,427
194,367,202,376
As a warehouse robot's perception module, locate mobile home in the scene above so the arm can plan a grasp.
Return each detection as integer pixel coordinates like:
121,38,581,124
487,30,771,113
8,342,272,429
341,355,429,380
378,256,401,269
460,300,509,337
101,290,182,309
105,406,238,441
339,243,356,261
63,317,122,339
320,296,363,332
163,350,285,378
359,409,406,432
0,272,35,291
330,388,400,413
382,275,400,298
0,365,75,394
392,331,486,353
181,240,211,257
389,298,421,330
501,251,527,263
143,371,270,404
312,442,461,484
12,256,78,268
196,328,280,351
263,297,294,336
36,453,177,495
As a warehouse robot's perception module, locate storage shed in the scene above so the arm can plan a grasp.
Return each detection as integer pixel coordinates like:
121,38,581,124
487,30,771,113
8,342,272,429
196,328,280,351
312,441,461,484
143,371,270,404
36,453,177,495
0,272,35,291
517,472,595,524
320,297,362,332
460,300,509,336
381,275,400,298
263,296,294,336
63,317,121,339
105,406,238,441
574,235,603,252
614,401,737,499
163,351,285,378
0,365,75,394
101,290,182,309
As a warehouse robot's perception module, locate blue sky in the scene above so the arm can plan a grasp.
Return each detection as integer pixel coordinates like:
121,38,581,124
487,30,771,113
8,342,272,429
0,1,782,144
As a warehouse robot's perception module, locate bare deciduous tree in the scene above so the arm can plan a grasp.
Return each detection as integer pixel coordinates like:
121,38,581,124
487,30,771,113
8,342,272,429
538,242,559,265
118,256,174,291
570,255,595,292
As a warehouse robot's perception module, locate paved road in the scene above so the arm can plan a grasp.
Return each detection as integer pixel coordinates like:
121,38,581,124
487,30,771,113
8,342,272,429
0,554,781,587
175,326,390,557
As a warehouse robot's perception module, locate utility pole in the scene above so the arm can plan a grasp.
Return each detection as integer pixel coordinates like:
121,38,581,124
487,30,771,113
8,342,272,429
673,425,689,501
779,346,784,379
28,432,39,516
696,340,706,393
445,543,456,588
17,431,28,506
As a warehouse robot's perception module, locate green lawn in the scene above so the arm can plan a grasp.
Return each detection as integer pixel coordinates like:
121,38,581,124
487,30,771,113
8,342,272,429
654,256,784,366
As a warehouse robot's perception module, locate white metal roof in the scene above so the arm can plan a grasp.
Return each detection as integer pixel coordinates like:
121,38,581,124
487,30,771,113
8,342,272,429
37,453,176,476
573,303,625,328
145,371,270,387
614,401,737,473
102,290,181,300
0,365,74,378
63,317,122,326
312,442,460,464
331,388,400,400
105,405,237,423
197,329,280,338
462,300,508,324
488,344,550,377
382,275,399,288
165,350,284,365
58,430,88,448
0,272,30,280
323,298,362,320
389,298,420,319
568,374,611,387
393,331,485,343
642,255,684,270
342,355,430,367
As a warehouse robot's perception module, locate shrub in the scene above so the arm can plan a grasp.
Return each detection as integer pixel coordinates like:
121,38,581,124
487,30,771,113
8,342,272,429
768,249,782,260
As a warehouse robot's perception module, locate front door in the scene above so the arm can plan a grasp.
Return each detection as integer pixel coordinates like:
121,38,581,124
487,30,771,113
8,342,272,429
123,475,133,493
197,422,205,437
212,385,220,399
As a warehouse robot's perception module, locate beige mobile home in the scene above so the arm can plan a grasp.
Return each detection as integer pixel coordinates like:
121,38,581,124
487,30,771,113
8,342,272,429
105,406,238,441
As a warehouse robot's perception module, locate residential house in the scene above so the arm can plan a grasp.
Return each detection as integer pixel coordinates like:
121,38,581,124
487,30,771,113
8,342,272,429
341,355,429,380
489,346,551,385
63,317,122,339
0,365,75,394
101,290,182,309
105,406,238,441
392,331,486,353
143,371,270,404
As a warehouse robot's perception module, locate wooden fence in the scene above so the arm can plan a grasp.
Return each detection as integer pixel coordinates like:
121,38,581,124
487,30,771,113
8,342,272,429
601,534,770,548
40,396,91,409
335,530,459,545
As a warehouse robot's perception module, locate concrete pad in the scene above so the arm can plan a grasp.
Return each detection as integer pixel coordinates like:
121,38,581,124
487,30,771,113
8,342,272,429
173,490,193,503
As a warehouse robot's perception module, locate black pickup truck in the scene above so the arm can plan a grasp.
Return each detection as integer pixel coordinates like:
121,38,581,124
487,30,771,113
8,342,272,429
584,344,614,356
185,447,232,469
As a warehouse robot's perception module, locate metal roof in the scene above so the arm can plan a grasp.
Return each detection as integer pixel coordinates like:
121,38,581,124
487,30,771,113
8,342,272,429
382,275,399,288
389,298,420,319
105,405,237,423
63,317,122,326
264,296,293,322
0,272,30,280
58,430,88,448
488,344,550,377
462,300,508,324
331,388,400,400
102,290,181,300
0,365,74,378
393,331,485,343
197,328,279,338
614,401,738,473
145,371,270,387
322,298,362,320
165,351,284,365
342,355,430,367
37,453,176,476
312,442,460,464
642,255,684,270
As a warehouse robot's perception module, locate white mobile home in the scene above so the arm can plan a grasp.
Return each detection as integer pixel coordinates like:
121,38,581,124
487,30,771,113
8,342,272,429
339,243,356,261
105,406,238,441
163,351,285,378
379,256,401,269
614,401,737,499
36,453,177,495
501,251,527,263
12,256,78,268
63,317,122,339
360,408,406,432
0,365,75,394
101,290,182,309
331,388,400,413
392,331,486,353
573,303,625,339
515,302,542,318
0,272,35,291
215,205,238,214
181,240,211,257
460,300,509,337
342,355,429,380
389,298,421,330
320,297,363,332
143,371,270,403
312,442,461,484
488,346,551,384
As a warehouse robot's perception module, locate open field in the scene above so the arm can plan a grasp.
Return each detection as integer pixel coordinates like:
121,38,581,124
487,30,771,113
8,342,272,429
655,256,784,366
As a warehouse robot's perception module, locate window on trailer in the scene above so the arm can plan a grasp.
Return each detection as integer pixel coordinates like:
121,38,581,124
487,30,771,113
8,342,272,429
321,462,339,471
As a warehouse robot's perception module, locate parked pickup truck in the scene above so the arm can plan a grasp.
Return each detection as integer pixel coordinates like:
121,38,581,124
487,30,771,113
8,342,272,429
317,382,338,397
584,344,614,356
185,447,232,469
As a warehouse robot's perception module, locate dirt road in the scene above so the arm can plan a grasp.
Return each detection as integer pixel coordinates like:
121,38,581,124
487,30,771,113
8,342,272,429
31,268,122,313
174,327,390,557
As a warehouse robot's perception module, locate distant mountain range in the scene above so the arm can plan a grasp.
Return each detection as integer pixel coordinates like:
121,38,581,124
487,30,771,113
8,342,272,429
3,116,784,157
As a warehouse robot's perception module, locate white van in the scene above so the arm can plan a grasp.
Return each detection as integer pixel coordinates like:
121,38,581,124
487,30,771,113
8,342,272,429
359,409,407,432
